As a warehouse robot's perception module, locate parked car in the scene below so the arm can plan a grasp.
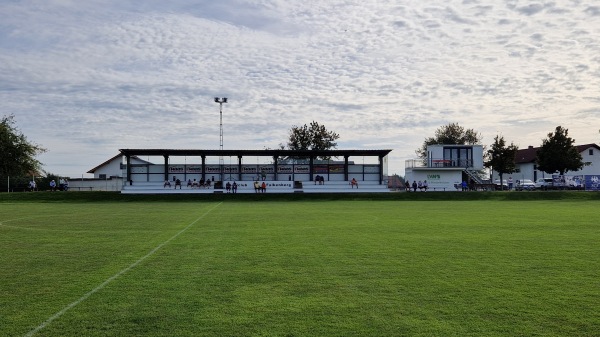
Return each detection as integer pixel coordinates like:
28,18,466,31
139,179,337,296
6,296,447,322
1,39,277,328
494,179,508,190
534,178,553,190
516,179,535,191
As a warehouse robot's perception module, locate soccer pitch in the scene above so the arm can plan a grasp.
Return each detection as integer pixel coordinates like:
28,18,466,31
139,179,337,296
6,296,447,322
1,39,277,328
1,199,599,336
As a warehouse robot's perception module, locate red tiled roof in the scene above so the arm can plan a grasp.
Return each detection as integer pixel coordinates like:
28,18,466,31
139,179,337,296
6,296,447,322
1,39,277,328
515,143,600,164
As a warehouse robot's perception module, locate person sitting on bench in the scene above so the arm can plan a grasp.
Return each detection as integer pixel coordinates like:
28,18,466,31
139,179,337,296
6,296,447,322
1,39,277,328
350,178,358,188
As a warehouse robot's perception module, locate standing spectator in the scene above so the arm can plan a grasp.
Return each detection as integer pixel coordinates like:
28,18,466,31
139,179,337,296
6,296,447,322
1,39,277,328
49,179,56,191
29,180,37,192
226,181,231,193
63,178,69,191
261,181,267,193
423,180,428,191
508,176,513,190
405,181,410,192
232,182,238,194
412,181,417,192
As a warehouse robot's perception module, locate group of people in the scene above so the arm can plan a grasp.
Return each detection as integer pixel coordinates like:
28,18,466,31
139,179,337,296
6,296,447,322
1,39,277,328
225,181,238,193
406,180,428,192
47,178,69,191
253,181,267,193
165,178,212,189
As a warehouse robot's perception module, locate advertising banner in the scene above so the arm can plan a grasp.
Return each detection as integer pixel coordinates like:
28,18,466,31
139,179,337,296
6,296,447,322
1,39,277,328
314,165,328,173
186,166,202,174
224,166,238,173
294,165,309,174
553,175,584,188
329,165,344,173
205,166,221,174
168,165,185,174
242,166,257,174
278,165,293,174
259,166,275,173
585,175,600,191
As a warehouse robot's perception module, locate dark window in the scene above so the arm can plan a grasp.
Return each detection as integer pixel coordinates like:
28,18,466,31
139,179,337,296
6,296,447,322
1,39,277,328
589,149,594,155
99,174,107,179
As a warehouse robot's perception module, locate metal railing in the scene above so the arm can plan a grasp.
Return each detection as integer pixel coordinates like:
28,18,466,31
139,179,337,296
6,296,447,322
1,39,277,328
405,158,474,169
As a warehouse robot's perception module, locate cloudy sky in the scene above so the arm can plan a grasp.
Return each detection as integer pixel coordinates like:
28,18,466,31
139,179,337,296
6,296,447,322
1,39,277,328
2,0,599,177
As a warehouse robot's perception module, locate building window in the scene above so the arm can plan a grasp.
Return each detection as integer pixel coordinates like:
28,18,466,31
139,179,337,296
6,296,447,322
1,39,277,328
99,174,107,179
589,149,594,155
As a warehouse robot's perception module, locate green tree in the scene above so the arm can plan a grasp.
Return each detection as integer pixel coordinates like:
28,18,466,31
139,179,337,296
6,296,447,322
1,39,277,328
285,121,340,159
485,135,519,187
0,115,46,179
416,123,482,159
536,126,583,175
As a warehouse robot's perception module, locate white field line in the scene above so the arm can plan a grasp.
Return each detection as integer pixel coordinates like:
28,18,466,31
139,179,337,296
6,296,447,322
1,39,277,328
25,202,222,337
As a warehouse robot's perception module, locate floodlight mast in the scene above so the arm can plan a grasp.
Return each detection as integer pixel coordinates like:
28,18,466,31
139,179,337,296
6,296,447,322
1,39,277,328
214,97,227,181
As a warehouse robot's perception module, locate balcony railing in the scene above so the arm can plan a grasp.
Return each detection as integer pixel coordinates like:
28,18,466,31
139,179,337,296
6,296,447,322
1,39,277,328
405,158,474,169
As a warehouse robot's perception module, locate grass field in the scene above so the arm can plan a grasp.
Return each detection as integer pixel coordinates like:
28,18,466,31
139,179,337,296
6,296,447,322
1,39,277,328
1,193,599,336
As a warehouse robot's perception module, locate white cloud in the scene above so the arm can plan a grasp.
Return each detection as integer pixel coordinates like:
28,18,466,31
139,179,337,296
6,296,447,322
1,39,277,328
1,0,599,177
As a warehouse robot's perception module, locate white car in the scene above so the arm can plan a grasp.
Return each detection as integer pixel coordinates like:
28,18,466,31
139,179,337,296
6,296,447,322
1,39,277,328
494,179,508,190
534,178,553,190
516,179,535,191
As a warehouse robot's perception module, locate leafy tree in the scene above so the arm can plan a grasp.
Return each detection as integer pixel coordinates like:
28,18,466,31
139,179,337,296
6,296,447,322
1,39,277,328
285,121,340,159
416,123,482,159
485,135,519,186
536,126,583,175
0,115,46,179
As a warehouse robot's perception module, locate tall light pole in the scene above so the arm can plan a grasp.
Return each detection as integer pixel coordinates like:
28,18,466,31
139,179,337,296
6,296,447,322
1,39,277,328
214,97,227,180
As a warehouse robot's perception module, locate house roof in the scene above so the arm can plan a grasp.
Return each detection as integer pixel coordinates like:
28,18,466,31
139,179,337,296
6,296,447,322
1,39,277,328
515,143,600,164
87,154,151,173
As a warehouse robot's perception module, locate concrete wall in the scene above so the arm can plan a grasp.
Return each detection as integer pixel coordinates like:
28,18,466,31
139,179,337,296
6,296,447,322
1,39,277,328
69,177,124,191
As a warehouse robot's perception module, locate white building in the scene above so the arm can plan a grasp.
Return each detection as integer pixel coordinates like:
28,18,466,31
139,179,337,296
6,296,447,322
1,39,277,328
66,155,151,191
492,143,600,182
405,144,484,191
87,154,150,179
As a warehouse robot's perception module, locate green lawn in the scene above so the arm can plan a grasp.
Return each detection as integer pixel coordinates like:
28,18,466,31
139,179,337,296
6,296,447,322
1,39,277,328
1,198,599,336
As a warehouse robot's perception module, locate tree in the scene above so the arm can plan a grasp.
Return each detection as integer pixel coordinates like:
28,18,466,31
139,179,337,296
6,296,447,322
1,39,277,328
485,135,519,187
0,115,46,179
416,123,482,159
536,126,584,175
285,121,340,159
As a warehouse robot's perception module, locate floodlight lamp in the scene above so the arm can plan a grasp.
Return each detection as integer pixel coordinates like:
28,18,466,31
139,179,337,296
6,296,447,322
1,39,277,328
214,97,219,102
223,98,228,103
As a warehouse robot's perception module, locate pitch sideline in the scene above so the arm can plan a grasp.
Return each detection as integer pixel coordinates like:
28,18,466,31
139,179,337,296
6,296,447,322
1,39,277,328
25,202,223,337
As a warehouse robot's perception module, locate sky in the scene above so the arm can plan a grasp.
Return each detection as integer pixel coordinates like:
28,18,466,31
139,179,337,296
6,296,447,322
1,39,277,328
1,0,600,178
